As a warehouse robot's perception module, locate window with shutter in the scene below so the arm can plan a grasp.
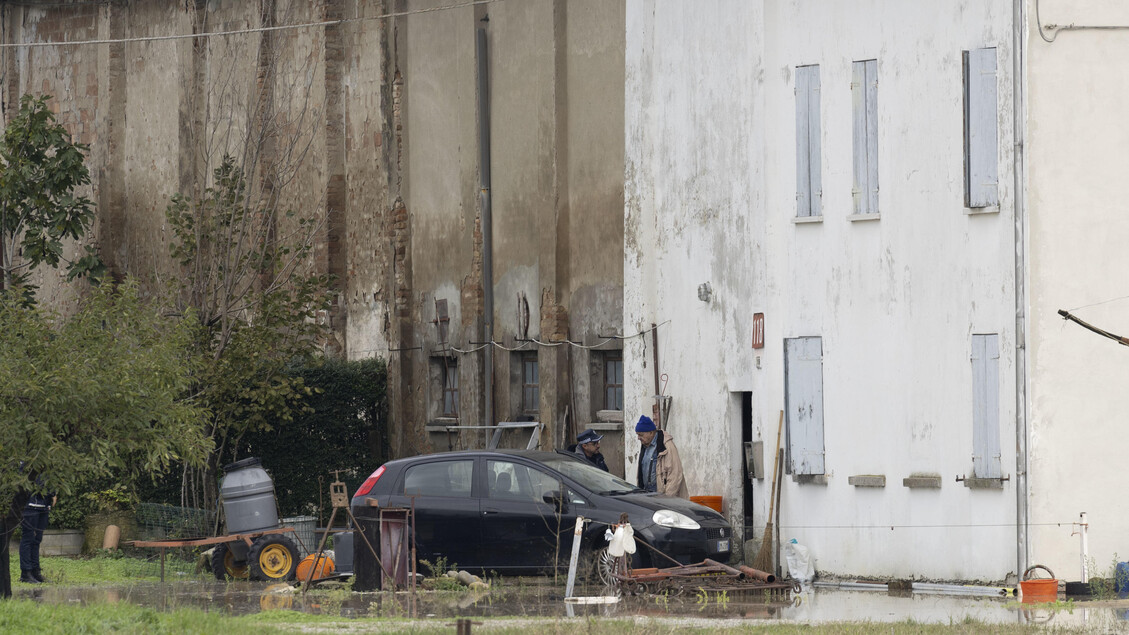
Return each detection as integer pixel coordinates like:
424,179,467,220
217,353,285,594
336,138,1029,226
963,48,998,208
971,334,1001,478
852,59,879,215
785,336,825,475
795,65,822,218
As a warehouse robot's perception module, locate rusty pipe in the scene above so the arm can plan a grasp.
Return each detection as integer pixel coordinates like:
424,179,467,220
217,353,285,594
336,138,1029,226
704,558,746,579
738,564,776,583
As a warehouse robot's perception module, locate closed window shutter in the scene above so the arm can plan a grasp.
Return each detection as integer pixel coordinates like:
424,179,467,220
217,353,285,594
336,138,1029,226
796,65,821,217
971,334,1002,478
785,336,825,475
964,48,998,208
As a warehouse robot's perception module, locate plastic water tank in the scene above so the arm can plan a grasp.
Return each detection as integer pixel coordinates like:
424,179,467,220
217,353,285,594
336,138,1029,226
220,457,280,534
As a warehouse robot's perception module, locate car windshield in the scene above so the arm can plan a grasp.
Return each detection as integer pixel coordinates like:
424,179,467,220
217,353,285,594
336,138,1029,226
541,455,641,494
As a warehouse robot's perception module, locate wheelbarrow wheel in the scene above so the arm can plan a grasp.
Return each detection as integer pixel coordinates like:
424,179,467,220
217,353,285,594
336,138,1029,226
211,543,249,581
249,535,299,581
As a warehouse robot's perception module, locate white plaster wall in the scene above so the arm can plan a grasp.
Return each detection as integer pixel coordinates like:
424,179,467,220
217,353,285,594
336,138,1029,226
626,0,1018,580
1026,0,1129,584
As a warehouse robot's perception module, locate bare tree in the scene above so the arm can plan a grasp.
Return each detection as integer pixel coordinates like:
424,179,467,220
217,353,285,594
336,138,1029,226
166,3,333,514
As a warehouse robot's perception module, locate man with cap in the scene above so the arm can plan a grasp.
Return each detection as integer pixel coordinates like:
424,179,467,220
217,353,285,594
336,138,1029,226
568,429,609,472
635,415,688,498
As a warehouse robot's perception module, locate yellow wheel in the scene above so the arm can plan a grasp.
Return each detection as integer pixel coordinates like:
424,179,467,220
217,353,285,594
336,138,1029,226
211,543,249,580
249,536,298,581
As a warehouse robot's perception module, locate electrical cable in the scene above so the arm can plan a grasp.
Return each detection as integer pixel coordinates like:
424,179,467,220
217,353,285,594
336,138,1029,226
1036,0,1129,44
0,0,505,49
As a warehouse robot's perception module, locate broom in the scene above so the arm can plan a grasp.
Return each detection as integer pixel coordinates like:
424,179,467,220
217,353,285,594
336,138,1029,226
752,410,783,573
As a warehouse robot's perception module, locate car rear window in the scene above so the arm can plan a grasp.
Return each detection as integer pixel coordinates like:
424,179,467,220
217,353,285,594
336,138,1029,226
402,460,474,497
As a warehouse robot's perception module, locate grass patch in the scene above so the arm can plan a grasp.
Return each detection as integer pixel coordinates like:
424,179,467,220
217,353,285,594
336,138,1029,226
8,553,207,585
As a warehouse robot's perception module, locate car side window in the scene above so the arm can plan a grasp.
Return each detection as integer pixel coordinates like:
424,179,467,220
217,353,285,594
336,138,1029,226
403,460,474,497
487,460,560,503
566,487,588,506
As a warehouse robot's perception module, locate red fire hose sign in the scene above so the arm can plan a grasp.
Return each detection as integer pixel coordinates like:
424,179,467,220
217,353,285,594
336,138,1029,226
751,313,764,349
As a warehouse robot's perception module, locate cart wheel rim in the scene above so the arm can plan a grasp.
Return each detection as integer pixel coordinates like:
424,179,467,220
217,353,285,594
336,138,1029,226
225,550,249,579
258,544,294,579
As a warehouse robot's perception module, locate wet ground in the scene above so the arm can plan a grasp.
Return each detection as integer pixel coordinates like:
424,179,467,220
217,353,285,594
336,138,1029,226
13,577,1129,631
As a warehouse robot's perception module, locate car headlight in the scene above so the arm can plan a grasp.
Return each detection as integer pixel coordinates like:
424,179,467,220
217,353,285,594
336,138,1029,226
652,510,700,530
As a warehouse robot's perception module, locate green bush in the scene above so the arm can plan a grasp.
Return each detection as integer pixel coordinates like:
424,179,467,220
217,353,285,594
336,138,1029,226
237,357,389,525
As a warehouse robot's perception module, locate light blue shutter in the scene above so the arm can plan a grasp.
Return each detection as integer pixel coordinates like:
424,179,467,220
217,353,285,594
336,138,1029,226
796,68,811,217
971,334,1001,478
965,48,998,207
796,66,821,217
853,60,879,215
864,60,879,213
785,337,825,475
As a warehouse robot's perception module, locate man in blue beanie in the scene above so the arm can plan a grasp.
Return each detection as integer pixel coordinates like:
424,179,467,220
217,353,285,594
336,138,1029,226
635,415,687,498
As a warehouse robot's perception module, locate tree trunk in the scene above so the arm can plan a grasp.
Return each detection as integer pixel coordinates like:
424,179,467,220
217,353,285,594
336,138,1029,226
1,491,29,599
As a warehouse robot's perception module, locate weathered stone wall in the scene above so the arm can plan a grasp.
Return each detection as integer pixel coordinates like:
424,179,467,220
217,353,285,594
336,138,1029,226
2,0,626,464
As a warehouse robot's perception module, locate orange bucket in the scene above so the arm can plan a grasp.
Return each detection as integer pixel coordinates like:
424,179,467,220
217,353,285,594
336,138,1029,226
1020,565,1058,602
690,496,723,514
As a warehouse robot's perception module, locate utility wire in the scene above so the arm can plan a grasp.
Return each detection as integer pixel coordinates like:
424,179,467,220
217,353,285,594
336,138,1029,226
0,0,503,49
1066,294,1129,312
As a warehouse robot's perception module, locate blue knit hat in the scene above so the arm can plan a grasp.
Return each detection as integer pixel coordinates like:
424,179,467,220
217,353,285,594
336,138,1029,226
635,415,656,432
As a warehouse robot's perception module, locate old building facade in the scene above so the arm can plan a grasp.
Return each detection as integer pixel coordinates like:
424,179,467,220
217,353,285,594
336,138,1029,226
1,0,629,472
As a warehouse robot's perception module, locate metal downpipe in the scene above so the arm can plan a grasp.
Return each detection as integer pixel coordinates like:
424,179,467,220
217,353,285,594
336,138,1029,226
477,27,494,431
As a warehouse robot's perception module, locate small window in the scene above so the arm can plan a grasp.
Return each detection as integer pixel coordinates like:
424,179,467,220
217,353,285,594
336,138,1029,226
963,48,998,208
851,59,879,215
521,353,539,413
604,355,623,411
795,64,822,218
403,460,474,497
430,357,459,417
487,460,561,503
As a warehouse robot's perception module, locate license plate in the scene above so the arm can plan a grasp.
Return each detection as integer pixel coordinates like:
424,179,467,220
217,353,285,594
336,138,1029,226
716,539,730,552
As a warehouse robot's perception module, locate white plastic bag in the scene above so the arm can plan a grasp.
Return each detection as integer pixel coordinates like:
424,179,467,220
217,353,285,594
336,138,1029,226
784,538,814,583
607,523,636,557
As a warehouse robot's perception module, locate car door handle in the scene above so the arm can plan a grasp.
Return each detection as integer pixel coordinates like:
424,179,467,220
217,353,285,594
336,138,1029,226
482,510,499,515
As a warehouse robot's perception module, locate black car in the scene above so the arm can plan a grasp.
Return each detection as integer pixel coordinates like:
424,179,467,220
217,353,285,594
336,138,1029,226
351,449,732,578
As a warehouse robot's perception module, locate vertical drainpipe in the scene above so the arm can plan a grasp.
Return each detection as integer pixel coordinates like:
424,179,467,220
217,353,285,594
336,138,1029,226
1012,0,1029,581
477,27,495,429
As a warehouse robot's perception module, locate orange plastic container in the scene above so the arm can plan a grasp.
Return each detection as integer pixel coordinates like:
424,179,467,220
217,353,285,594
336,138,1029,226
690,495,723,514
1020,565,1058,602
296,553,336,582
1020,578,1058,602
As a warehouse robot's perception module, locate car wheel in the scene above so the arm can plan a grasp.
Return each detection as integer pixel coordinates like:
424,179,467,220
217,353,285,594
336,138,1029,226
585,544,646,586
211,543,249,581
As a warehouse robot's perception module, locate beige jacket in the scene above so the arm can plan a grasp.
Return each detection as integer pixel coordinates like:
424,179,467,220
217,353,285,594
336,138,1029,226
638,430,689,499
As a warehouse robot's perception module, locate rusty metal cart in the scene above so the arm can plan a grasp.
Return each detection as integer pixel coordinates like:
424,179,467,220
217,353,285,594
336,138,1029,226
128,526,301,583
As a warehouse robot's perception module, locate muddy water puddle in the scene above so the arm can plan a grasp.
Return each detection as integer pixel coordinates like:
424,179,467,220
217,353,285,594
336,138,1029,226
14,579,1129,629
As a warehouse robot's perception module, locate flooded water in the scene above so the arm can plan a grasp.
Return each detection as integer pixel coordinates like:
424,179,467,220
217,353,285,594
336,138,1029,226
13,577,1129,630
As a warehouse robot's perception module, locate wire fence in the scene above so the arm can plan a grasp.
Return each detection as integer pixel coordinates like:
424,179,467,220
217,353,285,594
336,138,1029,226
124,503,217,579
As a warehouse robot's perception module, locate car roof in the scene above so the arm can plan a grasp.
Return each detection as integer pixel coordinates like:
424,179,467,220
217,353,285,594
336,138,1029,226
384,449,570,466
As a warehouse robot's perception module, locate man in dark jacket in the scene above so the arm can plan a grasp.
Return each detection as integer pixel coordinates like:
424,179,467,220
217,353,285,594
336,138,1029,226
19,473,55,584
568,429,609,472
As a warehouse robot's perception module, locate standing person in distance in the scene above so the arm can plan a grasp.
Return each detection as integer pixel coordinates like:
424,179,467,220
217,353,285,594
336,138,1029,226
569,429,610,472
635,415,688,498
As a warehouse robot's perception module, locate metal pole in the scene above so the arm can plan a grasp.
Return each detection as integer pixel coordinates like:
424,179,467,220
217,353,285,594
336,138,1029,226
1080,512,1089,583
1011,0,1030,582
564,516,585,598
477,27,494,432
